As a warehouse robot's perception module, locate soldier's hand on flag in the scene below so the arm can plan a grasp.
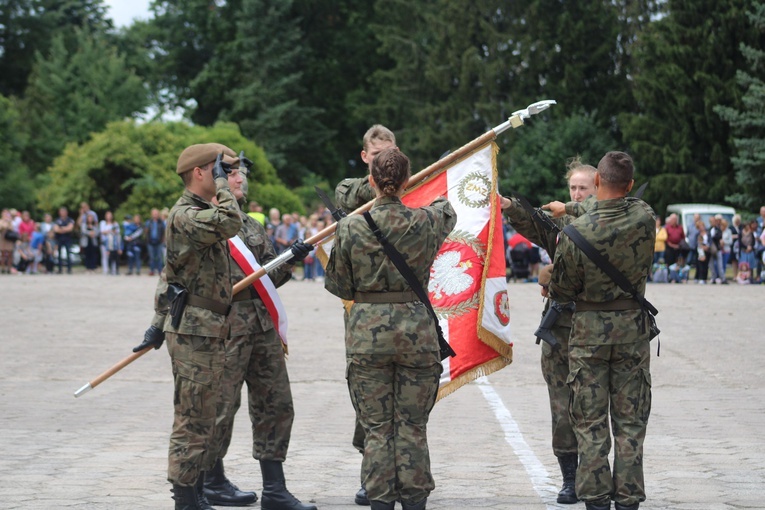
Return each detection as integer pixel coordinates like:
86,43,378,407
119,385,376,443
542,201,566,218
289,240,313,263
133,325,165,352
499,196,512,210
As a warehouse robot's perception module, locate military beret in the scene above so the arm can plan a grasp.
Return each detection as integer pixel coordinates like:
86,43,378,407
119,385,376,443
176,143,237,175
222,154,240,169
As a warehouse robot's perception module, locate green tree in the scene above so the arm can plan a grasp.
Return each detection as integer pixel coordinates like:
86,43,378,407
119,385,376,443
201,0,331,185
37,120,302,219
361,0,657,178
138,0,331,185
500,113,617,205
715,2,765,211
0,0,113,98
128,0,240,115
21,28,148,172
0,95,35,211
294,0,393,183
619,0,758,215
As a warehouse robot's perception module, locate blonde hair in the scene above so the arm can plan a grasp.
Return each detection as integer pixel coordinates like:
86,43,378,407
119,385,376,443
363,125,396,152
564,155,596,182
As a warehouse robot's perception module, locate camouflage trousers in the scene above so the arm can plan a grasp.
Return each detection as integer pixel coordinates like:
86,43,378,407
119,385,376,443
541,323,578,457
212,327,294,462
567,341,652,506
347,351,442,505
352,417,365,454
166,333,225,486
352,410,366,488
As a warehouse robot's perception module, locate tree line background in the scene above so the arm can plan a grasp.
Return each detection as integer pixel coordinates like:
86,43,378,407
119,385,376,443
1,0,764,221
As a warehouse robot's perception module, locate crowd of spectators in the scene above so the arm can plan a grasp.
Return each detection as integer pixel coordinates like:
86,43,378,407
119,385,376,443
502,205,765,286
257,201,334,282
6,200,762,285
0,200,336,281
0,203,170,276
651,207,765,284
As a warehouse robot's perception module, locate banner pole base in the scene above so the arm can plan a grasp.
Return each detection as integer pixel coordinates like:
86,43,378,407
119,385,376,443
74,383,93,398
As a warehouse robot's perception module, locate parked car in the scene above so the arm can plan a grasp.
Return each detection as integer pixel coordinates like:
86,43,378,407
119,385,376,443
665,203,736,235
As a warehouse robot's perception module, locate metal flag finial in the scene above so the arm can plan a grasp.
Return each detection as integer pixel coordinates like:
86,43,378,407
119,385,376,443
495,99,557,135
511,99,557,120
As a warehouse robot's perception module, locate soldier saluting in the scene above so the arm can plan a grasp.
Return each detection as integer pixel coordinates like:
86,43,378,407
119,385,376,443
134,143,243,510
204,155,316,510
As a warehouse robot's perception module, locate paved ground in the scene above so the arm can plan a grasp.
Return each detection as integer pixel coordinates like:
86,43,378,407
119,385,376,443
1,272,763,509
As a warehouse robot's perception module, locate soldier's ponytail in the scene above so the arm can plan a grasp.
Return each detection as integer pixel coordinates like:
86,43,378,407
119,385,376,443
371,148,410,197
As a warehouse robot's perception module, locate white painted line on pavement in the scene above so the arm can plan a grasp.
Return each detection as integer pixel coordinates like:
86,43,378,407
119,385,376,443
476,376,560,509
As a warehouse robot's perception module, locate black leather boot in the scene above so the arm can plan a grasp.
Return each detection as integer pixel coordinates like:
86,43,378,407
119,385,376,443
557,454,578,504
354,484,370,506
614,503,639,510
171,484,198,510
400,498,426,510
260,460,318,510
203,458,257,506
585,499,611,510
171,473,214,510
369,501,395,510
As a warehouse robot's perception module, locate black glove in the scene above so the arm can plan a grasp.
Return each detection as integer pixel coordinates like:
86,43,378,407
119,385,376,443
133,325,165,352
238,150,254,172
289,240,313,263
212,153,233,180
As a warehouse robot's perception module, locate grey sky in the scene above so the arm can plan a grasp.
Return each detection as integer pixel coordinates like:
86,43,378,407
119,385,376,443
103,0,152,28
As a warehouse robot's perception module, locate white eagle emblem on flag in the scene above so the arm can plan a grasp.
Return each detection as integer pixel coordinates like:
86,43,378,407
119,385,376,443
428,251,474,299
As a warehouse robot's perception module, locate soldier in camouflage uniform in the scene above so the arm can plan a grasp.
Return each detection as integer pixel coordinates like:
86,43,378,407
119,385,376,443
325,148,456,510
203,156,316,510
548,151,655,510
334,125,397,507
500,157,596,504
134,143,243,510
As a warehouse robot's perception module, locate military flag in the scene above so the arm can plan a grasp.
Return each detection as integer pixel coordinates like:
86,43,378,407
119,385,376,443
316,142,513,400
400,142,512,399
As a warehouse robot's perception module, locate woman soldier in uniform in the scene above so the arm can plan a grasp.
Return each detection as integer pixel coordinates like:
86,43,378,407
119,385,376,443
324,148,456,510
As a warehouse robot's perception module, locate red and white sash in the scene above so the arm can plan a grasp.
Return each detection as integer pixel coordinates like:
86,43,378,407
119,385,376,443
228,235,288,345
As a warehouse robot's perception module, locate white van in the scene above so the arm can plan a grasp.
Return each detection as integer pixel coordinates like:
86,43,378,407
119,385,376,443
665,203,736,234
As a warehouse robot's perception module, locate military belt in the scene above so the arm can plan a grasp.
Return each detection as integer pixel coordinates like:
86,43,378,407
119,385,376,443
353,291,418,304
187,294,231,316
575,299,642,312
231,287,259,302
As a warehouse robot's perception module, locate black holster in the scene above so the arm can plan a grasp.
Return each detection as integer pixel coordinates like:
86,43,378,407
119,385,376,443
534,300,574,350
644,309,660,340
167,283,188,329
436,323,456,360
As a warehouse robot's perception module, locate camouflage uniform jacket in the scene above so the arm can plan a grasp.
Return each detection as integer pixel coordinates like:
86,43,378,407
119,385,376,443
549,197,656,346
151,179,243,338
228,209,292,337
324,196,457,354
504,197,573,326
335,176,375,214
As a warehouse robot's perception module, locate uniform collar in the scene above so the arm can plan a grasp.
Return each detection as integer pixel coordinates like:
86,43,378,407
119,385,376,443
373,196,403,208
183,188,212,209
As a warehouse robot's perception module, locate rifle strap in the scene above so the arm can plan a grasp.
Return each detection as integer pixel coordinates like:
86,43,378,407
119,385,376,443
362,211,456,359
561,224,658,316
